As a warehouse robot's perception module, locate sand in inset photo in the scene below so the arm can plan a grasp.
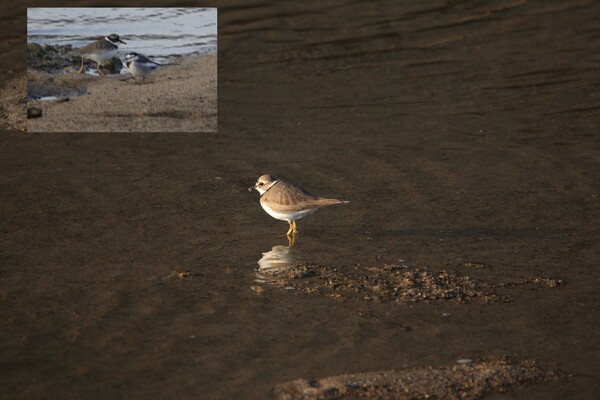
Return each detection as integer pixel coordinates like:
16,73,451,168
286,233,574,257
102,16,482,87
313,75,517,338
26,8,217,132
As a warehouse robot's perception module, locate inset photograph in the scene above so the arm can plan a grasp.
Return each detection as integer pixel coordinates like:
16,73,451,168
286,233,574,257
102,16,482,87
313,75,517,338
26,8,217,132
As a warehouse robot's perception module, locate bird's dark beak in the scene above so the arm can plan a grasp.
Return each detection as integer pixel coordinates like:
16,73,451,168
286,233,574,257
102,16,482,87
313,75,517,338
120,40,127,44
248,186,254,192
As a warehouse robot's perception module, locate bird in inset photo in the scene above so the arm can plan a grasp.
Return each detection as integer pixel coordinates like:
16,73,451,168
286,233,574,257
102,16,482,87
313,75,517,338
74,33,126,75
123,52,163,83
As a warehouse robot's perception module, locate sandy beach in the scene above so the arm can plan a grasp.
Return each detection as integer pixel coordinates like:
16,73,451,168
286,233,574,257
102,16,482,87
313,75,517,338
2,1,600,400
26,54,217,132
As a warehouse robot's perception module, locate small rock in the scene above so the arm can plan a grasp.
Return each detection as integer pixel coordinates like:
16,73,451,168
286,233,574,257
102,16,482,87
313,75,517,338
27,108,43,119
251,286,264,294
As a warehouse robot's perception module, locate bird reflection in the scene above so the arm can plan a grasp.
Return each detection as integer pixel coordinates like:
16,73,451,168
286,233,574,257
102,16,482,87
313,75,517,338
255,242,303,285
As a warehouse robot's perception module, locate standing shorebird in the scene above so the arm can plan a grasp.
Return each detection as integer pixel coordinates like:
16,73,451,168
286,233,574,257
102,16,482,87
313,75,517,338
123,52,162,82
249,175,348,236
75,33,126,75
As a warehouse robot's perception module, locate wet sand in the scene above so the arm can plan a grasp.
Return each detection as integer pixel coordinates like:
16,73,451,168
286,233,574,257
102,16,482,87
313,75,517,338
2,1,600,400
273,358,564,400
0,73,27,131
26,54,217,132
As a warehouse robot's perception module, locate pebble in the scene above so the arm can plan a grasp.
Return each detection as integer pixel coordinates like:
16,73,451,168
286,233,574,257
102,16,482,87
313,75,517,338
27,108,43,119
250,286,264,294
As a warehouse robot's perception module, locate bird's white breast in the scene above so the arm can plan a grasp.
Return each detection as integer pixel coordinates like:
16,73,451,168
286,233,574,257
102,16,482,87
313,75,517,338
128,61,145,77
88,48,117,62
129,61,157,77
260,202,318,222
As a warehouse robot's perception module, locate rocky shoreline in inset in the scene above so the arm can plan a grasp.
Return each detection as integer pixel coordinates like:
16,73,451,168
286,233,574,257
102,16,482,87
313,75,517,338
27,43,124,76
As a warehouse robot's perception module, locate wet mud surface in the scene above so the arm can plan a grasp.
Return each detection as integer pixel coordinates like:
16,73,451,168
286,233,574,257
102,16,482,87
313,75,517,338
2,0,600,399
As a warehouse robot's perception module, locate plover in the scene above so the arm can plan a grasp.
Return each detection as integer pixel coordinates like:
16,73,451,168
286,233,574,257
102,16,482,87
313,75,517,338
75,33,126,75
123,52,162,82
249,175,348,236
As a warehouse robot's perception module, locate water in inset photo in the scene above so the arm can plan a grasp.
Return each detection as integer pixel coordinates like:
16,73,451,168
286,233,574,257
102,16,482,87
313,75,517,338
26,8,217,132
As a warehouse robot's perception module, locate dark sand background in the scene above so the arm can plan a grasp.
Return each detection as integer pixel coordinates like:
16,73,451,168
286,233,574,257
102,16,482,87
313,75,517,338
2,0,600,399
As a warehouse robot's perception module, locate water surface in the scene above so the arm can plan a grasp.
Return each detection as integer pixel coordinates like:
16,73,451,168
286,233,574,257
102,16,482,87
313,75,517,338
27,8,217,58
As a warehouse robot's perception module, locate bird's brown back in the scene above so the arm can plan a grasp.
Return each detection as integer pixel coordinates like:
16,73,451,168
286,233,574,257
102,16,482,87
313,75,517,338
261,180,346,213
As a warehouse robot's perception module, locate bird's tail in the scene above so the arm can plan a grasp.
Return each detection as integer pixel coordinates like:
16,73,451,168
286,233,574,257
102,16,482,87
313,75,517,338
315,198,349,207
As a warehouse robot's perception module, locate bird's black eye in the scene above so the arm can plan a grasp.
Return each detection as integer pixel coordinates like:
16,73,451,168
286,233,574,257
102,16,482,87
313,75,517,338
259,182,264,186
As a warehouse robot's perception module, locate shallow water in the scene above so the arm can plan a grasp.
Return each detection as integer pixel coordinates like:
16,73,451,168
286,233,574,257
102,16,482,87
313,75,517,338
27,8,217,57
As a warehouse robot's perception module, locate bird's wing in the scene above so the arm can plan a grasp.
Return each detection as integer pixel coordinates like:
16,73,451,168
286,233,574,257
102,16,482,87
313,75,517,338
262,181,343,212
137,54,162,66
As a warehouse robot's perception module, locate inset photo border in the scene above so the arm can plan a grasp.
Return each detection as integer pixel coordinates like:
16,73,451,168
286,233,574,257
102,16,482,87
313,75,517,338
26,7,217,132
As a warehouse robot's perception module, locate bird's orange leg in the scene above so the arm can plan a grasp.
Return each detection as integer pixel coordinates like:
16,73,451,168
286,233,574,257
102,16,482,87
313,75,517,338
287,234,296,247
97,62,106,76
